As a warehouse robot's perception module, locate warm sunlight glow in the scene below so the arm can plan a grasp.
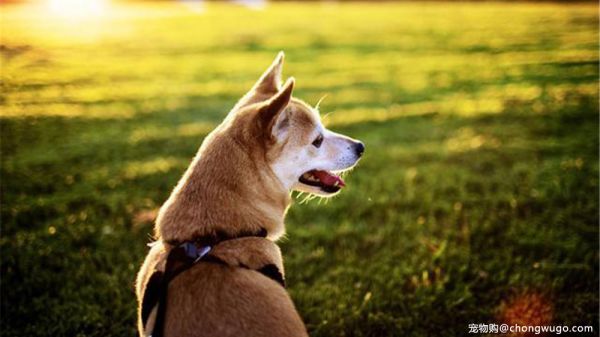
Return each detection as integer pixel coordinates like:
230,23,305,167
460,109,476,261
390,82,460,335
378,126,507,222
47,0,107,18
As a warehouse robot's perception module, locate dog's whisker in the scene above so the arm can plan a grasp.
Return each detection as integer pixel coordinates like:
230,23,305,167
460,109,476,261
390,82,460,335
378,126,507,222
315,94,328,111
322,111,336,126
300,194,312,204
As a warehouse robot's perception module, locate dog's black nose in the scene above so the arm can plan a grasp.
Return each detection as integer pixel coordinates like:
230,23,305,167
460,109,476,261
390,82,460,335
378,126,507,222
355,142,365,157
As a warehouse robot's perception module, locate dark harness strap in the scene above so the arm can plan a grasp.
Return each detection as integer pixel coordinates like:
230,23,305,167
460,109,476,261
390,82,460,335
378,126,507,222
141,229,284,337
163,227,268,248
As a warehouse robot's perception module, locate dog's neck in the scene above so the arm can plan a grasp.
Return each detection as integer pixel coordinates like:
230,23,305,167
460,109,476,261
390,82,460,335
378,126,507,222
155,130,291,244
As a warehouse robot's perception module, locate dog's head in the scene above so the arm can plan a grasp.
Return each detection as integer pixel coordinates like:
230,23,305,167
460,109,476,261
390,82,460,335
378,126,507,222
226,52,364,198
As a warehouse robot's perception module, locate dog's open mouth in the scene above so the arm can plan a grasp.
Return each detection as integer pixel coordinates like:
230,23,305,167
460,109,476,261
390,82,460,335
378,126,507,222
299,170,345,193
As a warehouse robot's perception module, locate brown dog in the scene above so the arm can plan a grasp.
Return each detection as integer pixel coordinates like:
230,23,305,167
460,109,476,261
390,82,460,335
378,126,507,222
135,52,364,337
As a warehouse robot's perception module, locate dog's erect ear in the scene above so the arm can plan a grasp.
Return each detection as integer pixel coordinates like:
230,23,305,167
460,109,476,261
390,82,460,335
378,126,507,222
253,51,284,95
258,77,295,142
231,52,286,112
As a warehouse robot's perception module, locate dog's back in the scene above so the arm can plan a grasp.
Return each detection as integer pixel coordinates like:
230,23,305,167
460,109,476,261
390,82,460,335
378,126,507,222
136,239,308,337
165,262,306,337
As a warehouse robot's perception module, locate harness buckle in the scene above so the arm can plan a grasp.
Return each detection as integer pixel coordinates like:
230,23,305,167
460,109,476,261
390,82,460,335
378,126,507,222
180,242,212,263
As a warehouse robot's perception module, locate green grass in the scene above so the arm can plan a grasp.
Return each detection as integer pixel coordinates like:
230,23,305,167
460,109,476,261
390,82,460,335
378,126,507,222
1,2,598,336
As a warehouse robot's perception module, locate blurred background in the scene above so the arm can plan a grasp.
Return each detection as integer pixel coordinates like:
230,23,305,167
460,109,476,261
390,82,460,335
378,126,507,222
1,0,598,336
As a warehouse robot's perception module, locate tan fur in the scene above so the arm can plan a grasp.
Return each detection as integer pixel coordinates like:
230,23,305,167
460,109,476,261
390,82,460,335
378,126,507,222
135,238,296,337
136,53,313,337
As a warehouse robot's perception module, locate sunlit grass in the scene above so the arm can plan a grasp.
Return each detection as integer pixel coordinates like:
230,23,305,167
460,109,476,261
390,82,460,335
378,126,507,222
122,157,186,179
1,2,598,337
2,2,597,120
128,121,216,143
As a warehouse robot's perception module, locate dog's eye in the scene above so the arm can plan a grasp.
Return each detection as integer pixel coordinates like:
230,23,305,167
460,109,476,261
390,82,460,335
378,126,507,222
312,134,324,148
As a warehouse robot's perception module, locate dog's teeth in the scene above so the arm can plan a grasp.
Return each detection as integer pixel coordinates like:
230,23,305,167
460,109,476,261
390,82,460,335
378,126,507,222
333,181,339,186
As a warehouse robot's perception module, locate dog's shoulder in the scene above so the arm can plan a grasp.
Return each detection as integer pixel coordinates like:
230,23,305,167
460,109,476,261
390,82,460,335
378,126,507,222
209,237,285,279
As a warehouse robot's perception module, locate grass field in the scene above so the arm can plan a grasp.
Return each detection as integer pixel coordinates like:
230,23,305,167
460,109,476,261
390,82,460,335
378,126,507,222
1,2,599,336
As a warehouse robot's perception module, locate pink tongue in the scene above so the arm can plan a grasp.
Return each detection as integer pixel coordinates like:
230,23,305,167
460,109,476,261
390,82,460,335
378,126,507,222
313,170,345,187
